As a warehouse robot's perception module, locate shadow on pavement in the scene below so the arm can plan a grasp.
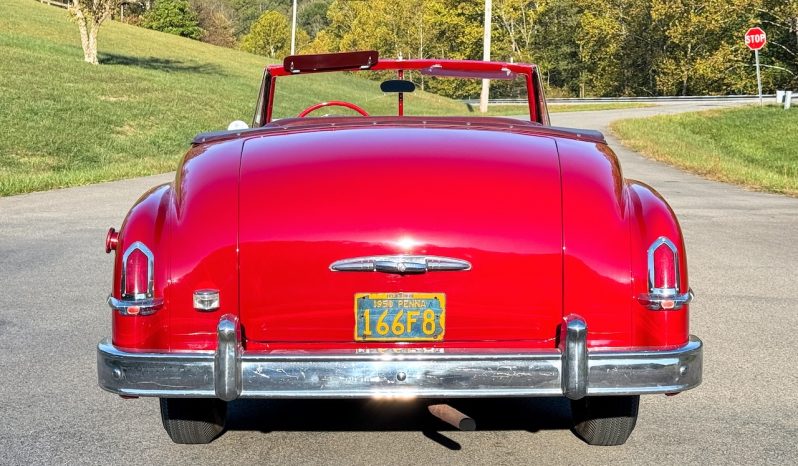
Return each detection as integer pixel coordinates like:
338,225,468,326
226,397,572,449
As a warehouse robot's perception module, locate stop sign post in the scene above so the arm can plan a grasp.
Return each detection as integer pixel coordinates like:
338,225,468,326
745,27,767,105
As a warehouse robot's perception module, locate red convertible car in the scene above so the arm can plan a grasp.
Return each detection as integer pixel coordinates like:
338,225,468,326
98,51,701,446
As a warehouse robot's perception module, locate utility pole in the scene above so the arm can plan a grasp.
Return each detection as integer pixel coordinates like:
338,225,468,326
479,0,492,113
291,0,298,55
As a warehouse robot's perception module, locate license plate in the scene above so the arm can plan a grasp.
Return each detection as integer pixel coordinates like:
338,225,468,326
354,292,445,341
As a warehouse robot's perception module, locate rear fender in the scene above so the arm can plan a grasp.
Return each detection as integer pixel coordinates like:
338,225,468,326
166,141,242,350
558,139,633,348
112,184,172,351
627,181,690,348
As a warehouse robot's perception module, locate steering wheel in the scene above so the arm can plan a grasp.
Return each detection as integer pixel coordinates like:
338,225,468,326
298,101,370,118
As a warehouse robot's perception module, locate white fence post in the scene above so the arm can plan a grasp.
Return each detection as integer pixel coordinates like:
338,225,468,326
776,90,785,104
785,92,793,110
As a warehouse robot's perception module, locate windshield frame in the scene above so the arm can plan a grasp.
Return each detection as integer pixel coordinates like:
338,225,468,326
253,57,548,127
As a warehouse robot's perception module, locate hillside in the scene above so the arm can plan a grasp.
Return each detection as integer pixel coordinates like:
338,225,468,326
0,0,468,195
612,106,798,196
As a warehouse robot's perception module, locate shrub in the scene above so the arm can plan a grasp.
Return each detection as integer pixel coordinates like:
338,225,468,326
141,0,203,40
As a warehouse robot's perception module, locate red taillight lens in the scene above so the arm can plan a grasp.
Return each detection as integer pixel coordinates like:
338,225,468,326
124,247,150,298
653,243,677,290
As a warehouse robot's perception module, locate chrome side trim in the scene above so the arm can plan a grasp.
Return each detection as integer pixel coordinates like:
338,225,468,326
120,241,155,300
215,315,242,401
330,255,472,274
97,316,702,400
560,315,587,400
107,295,164,316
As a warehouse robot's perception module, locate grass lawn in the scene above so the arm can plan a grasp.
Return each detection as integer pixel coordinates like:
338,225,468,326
612,106,798,196
1,0,658,196
0,0,467,195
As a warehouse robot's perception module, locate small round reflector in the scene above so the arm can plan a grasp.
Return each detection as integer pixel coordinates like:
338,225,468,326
105,228,119,253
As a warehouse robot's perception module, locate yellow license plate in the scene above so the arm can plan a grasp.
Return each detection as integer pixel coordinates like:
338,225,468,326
354,292,445,341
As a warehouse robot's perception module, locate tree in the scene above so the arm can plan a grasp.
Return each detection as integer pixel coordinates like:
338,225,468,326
228,0,289,37
69,0,120,65
323,0,485,97
758,0,798,90
191,1,237,46
299,0,333,38
240,10,290,58
652,0,756,95
141,0,204,40
575,0,664,96
201,10,236,47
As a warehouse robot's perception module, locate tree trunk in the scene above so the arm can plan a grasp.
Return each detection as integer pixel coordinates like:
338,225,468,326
682,44,692,96
74,11,96,64
87,23,99,65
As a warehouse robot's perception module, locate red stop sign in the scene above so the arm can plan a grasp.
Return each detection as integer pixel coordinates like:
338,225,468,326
745,27,767,51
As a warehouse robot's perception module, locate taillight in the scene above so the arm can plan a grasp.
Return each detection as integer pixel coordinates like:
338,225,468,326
652,241,677,290
647,237,679,296
639,237,692,310
121,242,154,300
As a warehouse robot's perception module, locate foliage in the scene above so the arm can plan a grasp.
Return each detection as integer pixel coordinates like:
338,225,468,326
115,0,798,97
227,0,289,37
613,106,798,195
299,0,333,38
651,0,755,95
201,11,236,47
758,0,798,90
141,0,203,40
239,10,290,58
190,0,237,47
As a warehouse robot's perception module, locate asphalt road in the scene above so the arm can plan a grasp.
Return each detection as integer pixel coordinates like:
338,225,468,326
1,102,796,465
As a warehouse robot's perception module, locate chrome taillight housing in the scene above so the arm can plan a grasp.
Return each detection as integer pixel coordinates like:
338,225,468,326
121,242,154,300
108,241,162,316
648,237,679,297
639,236,693,310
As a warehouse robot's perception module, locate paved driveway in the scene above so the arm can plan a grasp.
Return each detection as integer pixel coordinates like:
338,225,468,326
1,102,795,464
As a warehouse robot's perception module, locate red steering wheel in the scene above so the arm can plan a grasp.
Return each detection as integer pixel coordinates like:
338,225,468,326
298,100,370,117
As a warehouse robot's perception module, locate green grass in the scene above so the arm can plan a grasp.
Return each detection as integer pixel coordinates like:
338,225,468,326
0,0,468,195
0,0,659,196
612,106,798,196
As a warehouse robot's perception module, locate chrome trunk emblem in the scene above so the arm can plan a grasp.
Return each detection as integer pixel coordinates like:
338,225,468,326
329,255,471,274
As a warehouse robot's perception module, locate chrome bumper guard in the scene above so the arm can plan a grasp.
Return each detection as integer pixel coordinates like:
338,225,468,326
97,314,702,401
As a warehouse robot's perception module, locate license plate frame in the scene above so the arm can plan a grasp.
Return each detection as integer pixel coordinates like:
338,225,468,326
354,292,445,342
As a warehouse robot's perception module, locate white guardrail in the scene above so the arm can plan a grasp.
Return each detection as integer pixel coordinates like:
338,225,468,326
37,0,70,8
463,95,776,105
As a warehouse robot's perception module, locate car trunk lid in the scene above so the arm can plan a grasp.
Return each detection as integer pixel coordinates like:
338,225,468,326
238,124,563,346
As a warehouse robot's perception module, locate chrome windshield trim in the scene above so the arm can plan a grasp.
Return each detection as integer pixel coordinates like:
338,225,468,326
330,255,471,274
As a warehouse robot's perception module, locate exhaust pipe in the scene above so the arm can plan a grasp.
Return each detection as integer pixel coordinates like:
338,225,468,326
428,404,476,431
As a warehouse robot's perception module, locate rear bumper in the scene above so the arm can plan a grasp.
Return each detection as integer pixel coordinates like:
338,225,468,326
97,314,702,401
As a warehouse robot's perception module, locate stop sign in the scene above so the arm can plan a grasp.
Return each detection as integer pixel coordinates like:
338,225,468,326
745,27,767,51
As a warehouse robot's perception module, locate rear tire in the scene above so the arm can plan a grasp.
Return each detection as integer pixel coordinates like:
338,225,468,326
570,395,639,446
159,398,227,444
